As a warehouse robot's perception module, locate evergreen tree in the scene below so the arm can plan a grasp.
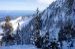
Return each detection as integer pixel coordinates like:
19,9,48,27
65,0,74,15
15,23,21,45
50,41,59,49
33,8,42,48
1,16,14,46
42,31,50,49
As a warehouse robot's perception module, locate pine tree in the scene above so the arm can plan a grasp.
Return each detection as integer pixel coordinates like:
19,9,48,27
15,23,21,45
1,16,14,46
33,8,42,48
65,0,74,15
42,31,50,49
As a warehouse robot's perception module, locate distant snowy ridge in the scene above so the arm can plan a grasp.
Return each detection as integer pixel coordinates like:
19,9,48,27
0,16,33,34
0,16,33,42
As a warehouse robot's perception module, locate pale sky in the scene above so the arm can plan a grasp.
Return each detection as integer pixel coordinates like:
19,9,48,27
0,0,56,11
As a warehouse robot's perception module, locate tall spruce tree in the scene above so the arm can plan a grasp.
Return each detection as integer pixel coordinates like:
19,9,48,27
33,8,42,48
16,23,21,45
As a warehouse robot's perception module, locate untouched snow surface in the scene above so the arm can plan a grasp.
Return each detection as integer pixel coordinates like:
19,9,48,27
0,45,37,49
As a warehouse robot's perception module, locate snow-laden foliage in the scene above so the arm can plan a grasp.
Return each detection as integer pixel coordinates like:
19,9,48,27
40,0,75,41
13,0,75,45
0,0,75,49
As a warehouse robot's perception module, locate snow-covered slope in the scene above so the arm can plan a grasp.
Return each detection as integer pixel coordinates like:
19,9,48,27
0,45,37,49
0,16,32,34
0,16,33,44
40,0,75,40
0,0,75,47
18,0,75,44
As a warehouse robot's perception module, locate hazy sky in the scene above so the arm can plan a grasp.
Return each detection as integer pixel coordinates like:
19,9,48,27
0,0,56,11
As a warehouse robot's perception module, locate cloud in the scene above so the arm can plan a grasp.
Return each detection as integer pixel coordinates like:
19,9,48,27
37,0,56,10
37,0,56,5
0,0,56,11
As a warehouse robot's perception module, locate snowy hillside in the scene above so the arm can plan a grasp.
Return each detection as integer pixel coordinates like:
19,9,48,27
16,0,75,45
0,16,34,44
40,0,75,40
0,45,37,49
0,16,33,34
0,40,75,49
0,0,75,49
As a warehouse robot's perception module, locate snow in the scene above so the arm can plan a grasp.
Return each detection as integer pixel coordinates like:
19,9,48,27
19,17,33,30
0,36,3,41
0,16,33,33
0,45,37,49
10,16,31,31
0,27,3,34
0,16,33,41
62,40,75,49
0,41,75,49
0,0,75,49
